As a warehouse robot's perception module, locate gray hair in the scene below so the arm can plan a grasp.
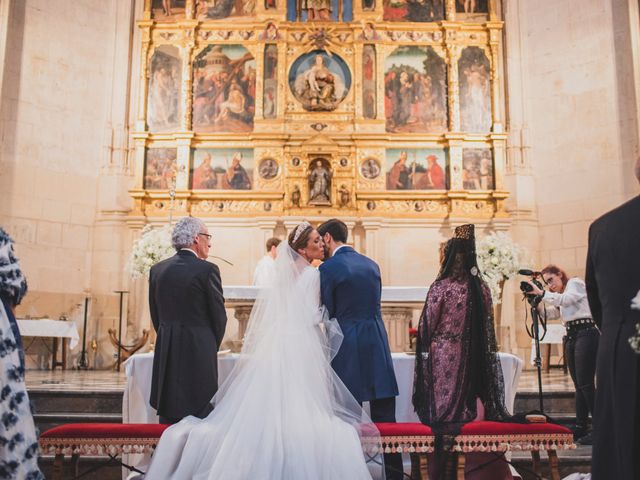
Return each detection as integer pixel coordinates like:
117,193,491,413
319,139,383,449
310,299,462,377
172,217,205,250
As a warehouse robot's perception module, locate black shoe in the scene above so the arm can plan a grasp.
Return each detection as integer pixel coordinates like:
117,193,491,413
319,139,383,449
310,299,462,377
572,425,588,441
577,433,593,445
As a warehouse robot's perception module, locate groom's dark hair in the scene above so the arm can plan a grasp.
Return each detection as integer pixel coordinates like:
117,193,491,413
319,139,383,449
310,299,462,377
318,219,348,243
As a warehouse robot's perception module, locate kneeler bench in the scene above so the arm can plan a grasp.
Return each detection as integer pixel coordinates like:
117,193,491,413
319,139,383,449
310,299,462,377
375,422,575,480
40,421,574,480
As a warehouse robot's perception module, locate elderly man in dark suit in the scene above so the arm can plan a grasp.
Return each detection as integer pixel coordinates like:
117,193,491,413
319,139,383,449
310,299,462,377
586,157,640,479
318,218,402,480
149,217,227,424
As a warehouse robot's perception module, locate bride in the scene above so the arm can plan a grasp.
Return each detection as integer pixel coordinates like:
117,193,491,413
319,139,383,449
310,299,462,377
144,221,383,479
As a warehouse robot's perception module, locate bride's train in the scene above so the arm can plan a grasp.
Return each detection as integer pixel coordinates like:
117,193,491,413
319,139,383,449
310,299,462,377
144,245,383,479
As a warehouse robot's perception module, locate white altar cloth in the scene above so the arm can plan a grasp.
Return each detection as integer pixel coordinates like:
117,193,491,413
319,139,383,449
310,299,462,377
16,319,80,349
123,351,522,425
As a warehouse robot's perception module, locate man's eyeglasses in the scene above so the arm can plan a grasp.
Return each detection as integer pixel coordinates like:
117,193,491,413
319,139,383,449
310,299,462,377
198,233,212,240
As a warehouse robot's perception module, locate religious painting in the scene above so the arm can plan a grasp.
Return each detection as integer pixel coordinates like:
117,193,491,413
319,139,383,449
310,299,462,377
191,148,254,190
363,0,375,10
147,46,182,133
192,45,256,133
385,46,448,133
359,22,380,41
196,0,256,20
308,157,332,205
459,47,492,132
360,158,381,179
455,0,488,16
362,45,377,119
286,0,353,21
265,0,277,8
258,158,279,179
462,148,493,190
259,22,280,41
263,45,278,119
151,0,186,21
385,148,448,190
144,149,177,189
289,50,351,112
383,0,444,22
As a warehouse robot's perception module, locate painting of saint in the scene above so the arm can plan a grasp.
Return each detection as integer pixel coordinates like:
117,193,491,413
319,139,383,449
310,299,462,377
286,0,353,21
144,149,177,189
192,45,256,133
289,51,351,112
455,0,488,14
386,148,448,190
263,45,278,119
362,45,376,119
363,0,375,10
259,22,280,41
462,148,493,190
190,149,254,190
148,46,182,132
385,46,447,133
151,0,186,21
459,47,492,132
265,0,277,8
383,0,444,22
197,0,256,20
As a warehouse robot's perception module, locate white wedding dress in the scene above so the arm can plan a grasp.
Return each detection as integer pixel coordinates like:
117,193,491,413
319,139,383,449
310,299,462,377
144,244,383,480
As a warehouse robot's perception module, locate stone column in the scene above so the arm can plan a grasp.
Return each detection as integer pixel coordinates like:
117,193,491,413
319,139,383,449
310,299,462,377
446,44,461,132
234,305,253,341
381,306,412,352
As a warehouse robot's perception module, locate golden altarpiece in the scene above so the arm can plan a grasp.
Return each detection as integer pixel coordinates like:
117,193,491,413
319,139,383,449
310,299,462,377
127,0,511,350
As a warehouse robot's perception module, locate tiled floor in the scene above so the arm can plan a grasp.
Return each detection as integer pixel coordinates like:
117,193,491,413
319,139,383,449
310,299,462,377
25,366,575,394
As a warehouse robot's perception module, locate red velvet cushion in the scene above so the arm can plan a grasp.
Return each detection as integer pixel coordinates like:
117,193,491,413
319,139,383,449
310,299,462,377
376,422,434,436
374,421,571,437
40,423,170,439
459,421,571,436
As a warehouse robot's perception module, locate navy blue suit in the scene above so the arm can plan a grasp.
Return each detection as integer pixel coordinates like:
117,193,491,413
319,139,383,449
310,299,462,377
319,246,398,402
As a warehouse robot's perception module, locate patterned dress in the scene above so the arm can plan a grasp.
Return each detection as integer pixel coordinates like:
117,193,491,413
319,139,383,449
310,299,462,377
0,299,43,480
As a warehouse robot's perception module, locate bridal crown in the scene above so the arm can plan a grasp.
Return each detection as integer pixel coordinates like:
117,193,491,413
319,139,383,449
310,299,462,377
293,221,312,243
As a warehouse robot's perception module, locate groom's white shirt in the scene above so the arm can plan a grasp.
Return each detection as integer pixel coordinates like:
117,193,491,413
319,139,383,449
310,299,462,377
331,244,347,257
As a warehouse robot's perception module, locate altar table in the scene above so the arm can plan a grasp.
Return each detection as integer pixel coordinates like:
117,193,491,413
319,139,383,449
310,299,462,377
123,351,523,425
17,319,80,370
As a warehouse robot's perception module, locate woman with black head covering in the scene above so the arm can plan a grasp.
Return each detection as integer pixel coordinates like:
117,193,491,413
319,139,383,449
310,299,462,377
0,227,43,479
412,224,511,479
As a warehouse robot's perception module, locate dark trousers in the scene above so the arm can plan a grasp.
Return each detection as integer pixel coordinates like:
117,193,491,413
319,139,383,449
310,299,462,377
565,327,599,428
370,397,404,480
159,415,181,425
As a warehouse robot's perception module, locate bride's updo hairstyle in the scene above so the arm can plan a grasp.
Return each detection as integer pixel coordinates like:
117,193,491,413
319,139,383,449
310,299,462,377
288,221,314,254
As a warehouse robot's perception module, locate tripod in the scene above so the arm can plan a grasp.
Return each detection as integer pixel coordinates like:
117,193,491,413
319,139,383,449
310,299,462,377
526,295,547,413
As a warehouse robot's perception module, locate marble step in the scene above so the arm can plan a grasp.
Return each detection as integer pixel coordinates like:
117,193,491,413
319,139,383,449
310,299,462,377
30,389,122,415
514,390,575,415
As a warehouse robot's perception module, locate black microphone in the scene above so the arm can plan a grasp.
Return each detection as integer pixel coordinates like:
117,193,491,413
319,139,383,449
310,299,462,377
518,269,541,276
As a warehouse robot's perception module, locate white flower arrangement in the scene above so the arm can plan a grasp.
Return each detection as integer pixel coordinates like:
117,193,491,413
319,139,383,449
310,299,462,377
628,289,640,353
476,232,525,305
129,225,174,278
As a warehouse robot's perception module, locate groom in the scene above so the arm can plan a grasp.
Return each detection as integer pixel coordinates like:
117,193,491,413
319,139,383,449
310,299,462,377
318,219,403,480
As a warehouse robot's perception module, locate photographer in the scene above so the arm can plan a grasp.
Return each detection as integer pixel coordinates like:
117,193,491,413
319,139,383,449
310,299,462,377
527,265,599,444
